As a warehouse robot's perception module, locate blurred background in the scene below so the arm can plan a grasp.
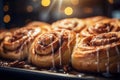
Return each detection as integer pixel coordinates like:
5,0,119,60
0,0,120,29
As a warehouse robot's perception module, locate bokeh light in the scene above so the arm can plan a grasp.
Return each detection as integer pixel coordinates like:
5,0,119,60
3,14,11,23
26,5,33,12
64,7,73,16
108,0,114,4
41,0,51,7
3,5,9,12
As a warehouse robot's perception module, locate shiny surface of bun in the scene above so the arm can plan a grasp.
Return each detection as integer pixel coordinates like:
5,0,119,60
52,18,85,33
72,31,120,73
28,29,76,68
80,19,120,37
0,22,51,60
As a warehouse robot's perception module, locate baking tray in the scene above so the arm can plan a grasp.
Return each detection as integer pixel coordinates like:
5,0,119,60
0,59,120,80
0,66,120,80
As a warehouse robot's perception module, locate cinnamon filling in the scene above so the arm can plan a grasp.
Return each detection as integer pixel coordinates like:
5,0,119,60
35,33,63,55
38,34,55,47
10,29,34,42
3,44,23,54
90,33,119,46
88,23,113,34
2,28,35,54
0,38,4,44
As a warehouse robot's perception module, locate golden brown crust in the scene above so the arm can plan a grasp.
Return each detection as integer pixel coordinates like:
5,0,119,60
0,17,120,74
0,29,11,40
80,19,120,37
28,29,76,68
0,29,12,57
83,16,109,26
0,22,51,60
72,32,120,73
24,21,52,32
72,17,120,73
52,18,85,33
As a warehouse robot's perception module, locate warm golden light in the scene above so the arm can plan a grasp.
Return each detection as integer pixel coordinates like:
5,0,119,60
71,0,79,5
41,0,51,7
64,7,73,16
108,0,114,4
26,5,33,12
3,14,11,23
3,5,9,12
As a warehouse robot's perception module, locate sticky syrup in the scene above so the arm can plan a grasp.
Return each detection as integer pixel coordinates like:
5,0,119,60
50,35,56,71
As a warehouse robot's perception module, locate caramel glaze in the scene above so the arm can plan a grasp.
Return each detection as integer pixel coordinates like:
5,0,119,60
28,29,76,69
0,21,52,60
0,27,41,60
72,32,120,73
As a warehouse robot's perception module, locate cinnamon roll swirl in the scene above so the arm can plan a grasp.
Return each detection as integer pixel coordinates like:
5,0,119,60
83,16,109,26
0,29,11,56
72,32,120,73
52,18,85,33
28,29,76,68
0,29,9,43
25,21,51,33
0,22,51,60
0,29,11,41
83,16,110,25
81,19,120,37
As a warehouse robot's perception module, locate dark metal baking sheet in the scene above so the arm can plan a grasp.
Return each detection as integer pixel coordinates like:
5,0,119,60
0,66,119,80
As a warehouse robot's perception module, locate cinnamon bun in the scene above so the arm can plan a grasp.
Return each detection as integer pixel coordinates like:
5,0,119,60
0,29,11,56
0,22,51,60
0,29,9,42
28,29,76,68
0,29,11,41
25,21,51,33
83,16,109,26
80,19,120,37
72,32,120,73
52,18,85,33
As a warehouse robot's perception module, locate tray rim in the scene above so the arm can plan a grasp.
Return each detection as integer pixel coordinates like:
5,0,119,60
0,66,98,80
1,66,120,80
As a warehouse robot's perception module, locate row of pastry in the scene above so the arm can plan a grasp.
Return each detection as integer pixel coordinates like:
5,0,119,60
0,16,120,73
